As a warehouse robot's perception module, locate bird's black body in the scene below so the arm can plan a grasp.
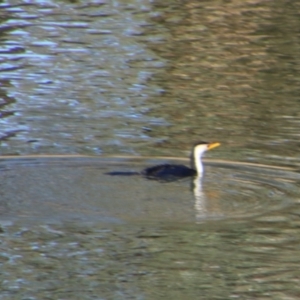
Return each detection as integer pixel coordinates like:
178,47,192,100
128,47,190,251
105,165,196,181
142,164,196,180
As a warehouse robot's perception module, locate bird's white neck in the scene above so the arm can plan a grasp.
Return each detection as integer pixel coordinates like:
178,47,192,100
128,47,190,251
193,146,205,175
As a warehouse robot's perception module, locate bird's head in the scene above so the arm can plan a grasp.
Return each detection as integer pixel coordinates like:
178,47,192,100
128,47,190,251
191,141,220,171
193,141,221,156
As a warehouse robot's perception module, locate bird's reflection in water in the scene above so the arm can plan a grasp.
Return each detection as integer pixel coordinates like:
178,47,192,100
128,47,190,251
192,174,224,222
193,175,207,222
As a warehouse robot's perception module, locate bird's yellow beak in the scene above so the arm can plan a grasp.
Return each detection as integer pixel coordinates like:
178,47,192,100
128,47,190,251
207,142,220,151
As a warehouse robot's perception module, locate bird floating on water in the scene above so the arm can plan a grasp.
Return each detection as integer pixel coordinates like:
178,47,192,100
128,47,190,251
106,141,220,181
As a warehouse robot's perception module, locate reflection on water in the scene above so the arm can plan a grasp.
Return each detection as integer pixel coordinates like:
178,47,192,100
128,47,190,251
193,176,207,220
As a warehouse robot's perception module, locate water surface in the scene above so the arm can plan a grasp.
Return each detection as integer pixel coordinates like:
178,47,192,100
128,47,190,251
0,156,299,299
1,0,300,299
0,1,300,165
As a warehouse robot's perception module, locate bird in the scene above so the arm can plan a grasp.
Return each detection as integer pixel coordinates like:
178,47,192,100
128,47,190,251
142,141,220,180
106,141,220,181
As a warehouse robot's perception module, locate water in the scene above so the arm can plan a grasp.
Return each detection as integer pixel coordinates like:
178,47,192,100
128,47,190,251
0,156,300,299
1,0,300,299
2,156,298,223
4,215,300,299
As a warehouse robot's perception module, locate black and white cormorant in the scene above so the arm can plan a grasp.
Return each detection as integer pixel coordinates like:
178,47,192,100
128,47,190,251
106,141,220,180
142,141,220,179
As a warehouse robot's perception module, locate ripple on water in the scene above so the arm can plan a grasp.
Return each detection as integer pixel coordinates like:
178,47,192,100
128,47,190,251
0,156,299,223
0,157,300,299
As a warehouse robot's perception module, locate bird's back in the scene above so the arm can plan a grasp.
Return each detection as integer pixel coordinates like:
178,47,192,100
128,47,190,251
142,164,196,180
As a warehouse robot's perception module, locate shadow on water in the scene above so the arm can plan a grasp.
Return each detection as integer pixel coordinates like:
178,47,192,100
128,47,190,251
1,156,300,298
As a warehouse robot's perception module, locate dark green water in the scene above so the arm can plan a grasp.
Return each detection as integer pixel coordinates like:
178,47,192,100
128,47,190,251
1,0,300,299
